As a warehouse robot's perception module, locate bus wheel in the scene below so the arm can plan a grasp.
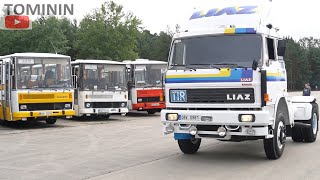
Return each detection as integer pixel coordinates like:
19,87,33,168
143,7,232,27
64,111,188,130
147,110,157,115
46,118,57,125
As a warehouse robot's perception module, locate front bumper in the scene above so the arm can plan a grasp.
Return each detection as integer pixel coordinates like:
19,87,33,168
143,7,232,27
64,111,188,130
132,102,165,110
79,108,129,115
161,109,273,138
12,110,74,120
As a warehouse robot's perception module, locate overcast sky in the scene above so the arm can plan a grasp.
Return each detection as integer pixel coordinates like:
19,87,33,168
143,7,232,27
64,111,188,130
2,0,320,39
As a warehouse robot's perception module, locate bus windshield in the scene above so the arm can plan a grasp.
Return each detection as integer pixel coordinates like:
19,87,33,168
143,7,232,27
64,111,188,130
134,64,166,88
81,64,126,91
16,58,72,89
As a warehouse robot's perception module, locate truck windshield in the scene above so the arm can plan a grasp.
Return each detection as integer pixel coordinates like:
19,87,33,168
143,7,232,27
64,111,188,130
170,35,262,68
134,64,166,88
81,64,126,91
16,58,72,89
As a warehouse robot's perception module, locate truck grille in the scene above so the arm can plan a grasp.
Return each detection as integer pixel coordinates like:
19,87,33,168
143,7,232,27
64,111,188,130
171,88,255,104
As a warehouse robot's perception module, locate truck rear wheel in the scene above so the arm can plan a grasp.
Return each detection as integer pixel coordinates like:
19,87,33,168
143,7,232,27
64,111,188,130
178,138,201,154
292,127,304,142
303,104,318,142
264,113,286,160
46,118,57,125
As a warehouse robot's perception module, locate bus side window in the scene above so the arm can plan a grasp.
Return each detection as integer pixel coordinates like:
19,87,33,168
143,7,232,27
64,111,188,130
267,38,275,60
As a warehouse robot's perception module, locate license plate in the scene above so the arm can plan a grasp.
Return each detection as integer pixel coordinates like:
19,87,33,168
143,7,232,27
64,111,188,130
180,115,200,121
40,112,52,115
151,103,160,107
99,109,108,113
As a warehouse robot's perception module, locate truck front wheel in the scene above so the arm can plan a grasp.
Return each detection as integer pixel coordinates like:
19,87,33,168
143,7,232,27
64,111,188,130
264,113,286,160
178,138,201,154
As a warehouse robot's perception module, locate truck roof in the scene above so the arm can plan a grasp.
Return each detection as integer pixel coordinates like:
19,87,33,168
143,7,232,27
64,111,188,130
177,0,280,39
72,59,124,65
1,53,70,59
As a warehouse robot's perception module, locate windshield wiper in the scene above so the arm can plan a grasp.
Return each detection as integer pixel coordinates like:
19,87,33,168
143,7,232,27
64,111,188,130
188,64,221,70
212,63,247,68
171,64,196,71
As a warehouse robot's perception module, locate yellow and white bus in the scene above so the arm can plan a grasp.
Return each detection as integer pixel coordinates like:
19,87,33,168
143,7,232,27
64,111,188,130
0,53,75,125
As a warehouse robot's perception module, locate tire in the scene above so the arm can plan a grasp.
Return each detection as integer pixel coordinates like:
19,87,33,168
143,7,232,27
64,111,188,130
264,113,287,160
292,127,304,142
303,104,318,143
178,138,201,154
46,118,57,125
105,114,111,119
147,110,156,115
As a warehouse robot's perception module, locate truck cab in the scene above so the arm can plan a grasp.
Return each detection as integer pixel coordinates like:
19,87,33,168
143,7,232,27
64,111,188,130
72,60,128,119
161,1,318,159
124,59,167,114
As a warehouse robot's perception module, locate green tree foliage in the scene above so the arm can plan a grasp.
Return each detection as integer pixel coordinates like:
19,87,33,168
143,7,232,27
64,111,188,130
76,1,141,61
0,16,70,55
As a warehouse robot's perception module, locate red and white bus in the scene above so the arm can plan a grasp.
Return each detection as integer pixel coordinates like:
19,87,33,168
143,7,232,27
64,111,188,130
124,59,167,114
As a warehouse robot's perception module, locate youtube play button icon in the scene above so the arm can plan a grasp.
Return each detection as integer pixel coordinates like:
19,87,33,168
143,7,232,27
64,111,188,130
4,15,32,30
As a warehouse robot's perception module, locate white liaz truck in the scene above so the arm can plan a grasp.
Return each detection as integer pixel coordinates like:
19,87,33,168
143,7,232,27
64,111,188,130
72,60,128,119
161,1,319,159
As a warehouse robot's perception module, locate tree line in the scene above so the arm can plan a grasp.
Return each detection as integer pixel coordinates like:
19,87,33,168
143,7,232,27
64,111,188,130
0,1,172,62
0,1,319,91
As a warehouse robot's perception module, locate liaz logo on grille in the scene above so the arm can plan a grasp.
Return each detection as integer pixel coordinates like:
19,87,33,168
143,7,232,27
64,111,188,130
227,94,251,101
170,90,187,103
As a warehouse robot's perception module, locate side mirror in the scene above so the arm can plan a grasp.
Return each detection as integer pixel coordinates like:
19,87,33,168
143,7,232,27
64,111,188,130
252,59,259,71
72,75,78,89
277,40,286,57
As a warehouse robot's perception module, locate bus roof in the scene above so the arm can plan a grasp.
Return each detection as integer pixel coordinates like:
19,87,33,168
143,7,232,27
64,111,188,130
123,59,167,65
1,53,70,59
72,59,124,65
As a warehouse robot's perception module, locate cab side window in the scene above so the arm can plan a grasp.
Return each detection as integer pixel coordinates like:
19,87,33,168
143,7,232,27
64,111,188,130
267,38,275,60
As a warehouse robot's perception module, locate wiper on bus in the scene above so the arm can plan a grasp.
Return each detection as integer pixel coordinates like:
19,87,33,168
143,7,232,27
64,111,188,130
188,64,221,70
171,64,196,71
212,63,247,68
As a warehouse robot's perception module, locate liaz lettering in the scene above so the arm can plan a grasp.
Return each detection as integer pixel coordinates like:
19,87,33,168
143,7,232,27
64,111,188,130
190,6,258,20
227,94,251,101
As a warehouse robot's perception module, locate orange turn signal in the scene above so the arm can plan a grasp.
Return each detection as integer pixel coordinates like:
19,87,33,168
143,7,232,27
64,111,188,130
264,94,270,102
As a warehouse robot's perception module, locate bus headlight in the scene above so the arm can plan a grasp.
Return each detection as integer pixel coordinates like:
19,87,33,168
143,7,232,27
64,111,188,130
20,105,27,110
120,103,126,108
65,104,71,109
239,114,255,122
85,103,92,108
166,113,179,121
138,98,143,102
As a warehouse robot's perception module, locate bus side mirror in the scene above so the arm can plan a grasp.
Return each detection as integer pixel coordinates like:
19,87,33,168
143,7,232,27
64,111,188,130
277,40,286,57
252,59,259,71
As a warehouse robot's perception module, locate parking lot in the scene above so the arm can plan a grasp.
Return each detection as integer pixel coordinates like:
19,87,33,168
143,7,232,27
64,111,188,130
0,92,319,180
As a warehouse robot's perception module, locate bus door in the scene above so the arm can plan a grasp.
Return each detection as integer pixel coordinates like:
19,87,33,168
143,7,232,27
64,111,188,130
2,59,12,120
72,65,80,115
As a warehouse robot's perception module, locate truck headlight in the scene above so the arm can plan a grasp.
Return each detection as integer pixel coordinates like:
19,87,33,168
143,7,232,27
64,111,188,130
166,113,179,121
20,105,27,110
120,102,126,108
85,103,92,108
138,98,143,102
239,114,255,122
65,104,71,109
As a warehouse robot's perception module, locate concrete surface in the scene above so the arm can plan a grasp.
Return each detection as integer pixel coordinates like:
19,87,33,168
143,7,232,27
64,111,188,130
0,92,319,180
